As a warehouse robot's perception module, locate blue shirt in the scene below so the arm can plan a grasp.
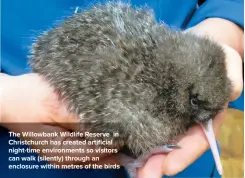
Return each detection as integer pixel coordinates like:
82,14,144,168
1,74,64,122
1,0,244,178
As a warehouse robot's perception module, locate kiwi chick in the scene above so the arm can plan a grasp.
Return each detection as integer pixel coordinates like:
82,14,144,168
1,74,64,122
29,2,231,158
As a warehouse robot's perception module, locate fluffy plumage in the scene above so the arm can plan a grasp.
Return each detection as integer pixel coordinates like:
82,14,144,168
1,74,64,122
29,2,231,157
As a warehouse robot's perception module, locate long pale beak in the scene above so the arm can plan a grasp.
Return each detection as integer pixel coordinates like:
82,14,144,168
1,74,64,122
200,119,222,175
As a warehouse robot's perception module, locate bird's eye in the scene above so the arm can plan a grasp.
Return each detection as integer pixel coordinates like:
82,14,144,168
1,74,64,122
190,97,199,108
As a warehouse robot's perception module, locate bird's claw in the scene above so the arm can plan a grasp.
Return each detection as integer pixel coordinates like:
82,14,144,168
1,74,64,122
150,144,181,154
166,144,181,149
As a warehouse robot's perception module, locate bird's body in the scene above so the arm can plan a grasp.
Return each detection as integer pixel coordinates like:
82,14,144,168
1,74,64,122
29,2,231,173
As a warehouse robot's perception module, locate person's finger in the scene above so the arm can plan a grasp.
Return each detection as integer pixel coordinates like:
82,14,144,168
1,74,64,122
223,44,243,101
162,107,227,176
137,154,167,178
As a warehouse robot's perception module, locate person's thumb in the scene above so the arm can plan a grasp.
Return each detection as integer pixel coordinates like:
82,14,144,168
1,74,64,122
222,44,243,101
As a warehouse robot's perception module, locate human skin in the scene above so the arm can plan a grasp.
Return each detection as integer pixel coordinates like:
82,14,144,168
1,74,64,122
0,18,243,177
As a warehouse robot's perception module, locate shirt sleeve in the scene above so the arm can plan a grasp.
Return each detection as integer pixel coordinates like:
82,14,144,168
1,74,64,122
187,0,244,28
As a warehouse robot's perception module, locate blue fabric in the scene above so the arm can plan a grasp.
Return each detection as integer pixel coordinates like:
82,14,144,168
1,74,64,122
229,90,244,111
187,0,244,28
1,0,243,178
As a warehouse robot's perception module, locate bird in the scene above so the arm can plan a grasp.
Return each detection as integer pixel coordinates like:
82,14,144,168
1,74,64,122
29,2,231,177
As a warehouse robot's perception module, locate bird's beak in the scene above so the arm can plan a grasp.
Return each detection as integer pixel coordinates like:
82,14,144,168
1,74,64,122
200,119,222,175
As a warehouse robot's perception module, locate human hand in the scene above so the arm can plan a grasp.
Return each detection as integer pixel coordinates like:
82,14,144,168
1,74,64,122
0,73,120,166
137,19,243,178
